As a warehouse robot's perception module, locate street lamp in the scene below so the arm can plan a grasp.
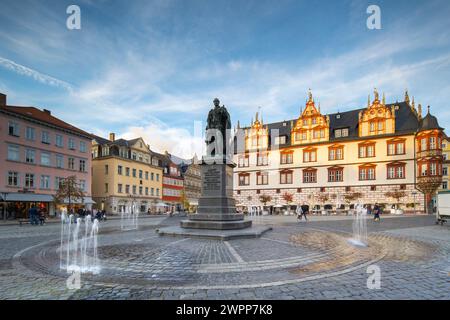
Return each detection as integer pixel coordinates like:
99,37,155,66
1,192,8,221
412,191,417,215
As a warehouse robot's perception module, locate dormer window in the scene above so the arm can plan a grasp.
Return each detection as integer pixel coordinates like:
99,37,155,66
335,128,349,138
274,135,287,145
336,114,341,119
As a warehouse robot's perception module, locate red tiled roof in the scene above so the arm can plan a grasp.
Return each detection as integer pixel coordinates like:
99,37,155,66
0,105,92,138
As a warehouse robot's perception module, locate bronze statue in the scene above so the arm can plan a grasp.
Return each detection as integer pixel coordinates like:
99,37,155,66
206,98,231,157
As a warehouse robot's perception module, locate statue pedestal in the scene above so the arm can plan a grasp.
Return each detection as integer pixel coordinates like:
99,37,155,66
158,157,271,239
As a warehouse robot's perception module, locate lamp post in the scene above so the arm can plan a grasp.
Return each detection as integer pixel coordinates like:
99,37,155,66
412,191,417,215
1,192,8,221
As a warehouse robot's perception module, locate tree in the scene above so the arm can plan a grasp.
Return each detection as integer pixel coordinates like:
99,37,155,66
385,190,406,211
53,176,85,212
344,192,362,205
282,192,294,205
259,194,272,206
180,189,190,212
316,193,329,205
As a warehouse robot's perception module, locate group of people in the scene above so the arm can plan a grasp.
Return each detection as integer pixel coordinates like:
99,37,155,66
296,203,383,222
70,208,107,221
28,206,46,225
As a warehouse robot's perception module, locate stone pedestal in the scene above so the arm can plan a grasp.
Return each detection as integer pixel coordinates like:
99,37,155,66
180,160,252,230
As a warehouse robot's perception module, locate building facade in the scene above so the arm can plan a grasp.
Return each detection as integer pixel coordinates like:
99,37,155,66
0,93,93,219
155,152,184,213
233,90,444,213
91,133,163,215
180,155,202,212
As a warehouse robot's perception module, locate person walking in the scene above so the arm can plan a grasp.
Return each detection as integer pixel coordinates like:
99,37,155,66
298,203,309,221
373,203,381,222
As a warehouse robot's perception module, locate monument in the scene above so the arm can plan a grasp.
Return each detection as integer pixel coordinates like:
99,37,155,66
157,98,271,239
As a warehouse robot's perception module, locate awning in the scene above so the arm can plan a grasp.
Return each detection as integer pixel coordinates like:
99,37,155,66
62,197,96,204
1,193,54,202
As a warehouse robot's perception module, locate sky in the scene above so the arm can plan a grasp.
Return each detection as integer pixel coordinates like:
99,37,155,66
1,0,450,158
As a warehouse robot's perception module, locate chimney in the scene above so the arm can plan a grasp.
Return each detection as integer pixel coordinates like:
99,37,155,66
43,109,51,115
0,93,6,106
109,133,115,141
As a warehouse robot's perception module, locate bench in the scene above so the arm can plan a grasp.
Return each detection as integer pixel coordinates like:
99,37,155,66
18,219,30,226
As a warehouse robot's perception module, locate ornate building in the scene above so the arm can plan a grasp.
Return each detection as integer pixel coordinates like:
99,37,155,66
180,155,202,213
91,133,163,214
233,90,444,213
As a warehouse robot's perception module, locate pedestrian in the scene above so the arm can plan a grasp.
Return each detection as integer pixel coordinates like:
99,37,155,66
299,203,309,221
373,203,381,222
28,206,36,225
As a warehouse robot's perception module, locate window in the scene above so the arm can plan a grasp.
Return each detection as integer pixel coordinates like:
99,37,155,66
132,185,137,194
79,160,86,172
105,183,109,193
56,134,63,147
156,188,160,196
359,143,375,158
79,180,86,191
313,129,325,139
41,131,50,144
118,165,123,175
156,174,159,181
238,173,250,186
257,153,268,166
359,166,376,180
329,146,344,160
7,145,20,161
40,175,50,189
125,185,130,194
8,121,19,136
387,163,405,179
55,177,63,190
274,136,286,145
25,173,34,188
25,149,36,164
145,171,149,180
280,151,293,164
132,168,137,177
238,155,250,167
303,169,317,183
256,172,268,185
419,162,441,177
303,149,317,163
139,186,143,195
80,141,87,153
443,182,448,189
387,140,406,155
145,187,149,195
280,170,293,184
335,128,349,138
26,127,35,141
430,137,437,150
8,171,19,186
151,187,154,196
421,138,427,152
328,167,343,182
56,155,63,168
68,157,75,170
139,170,143,179
41,152,51,166
443,167,448,176
68,138,75,150
118,184,123,193
105,165,109,174
151,172,154,180
369,120,384,134
126,167,130,176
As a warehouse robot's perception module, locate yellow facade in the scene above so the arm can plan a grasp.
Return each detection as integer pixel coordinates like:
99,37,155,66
439,136,450,191
91,137,163,214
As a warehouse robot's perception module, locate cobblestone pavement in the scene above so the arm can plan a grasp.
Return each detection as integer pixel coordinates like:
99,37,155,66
0,215,449,300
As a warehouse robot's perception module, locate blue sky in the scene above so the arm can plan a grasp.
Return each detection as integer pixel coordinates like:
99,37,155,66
1,0,450,158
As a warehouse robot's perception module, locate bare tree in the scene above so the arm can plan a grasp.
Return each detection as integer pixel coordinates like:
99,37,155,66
53,176,85,212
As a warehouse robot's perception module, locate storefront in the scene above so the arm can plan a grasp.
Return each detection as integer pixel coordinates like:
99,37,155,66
0,193,54,220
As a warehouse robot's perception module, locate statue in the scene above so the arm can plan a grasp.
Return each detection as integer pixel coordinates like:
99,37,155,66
206,98,231,158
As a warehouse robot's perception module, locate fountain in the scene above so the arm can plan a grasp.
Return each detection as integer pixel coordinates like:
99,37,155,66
348,203,368,247
121,202,139,231
60,209,100,274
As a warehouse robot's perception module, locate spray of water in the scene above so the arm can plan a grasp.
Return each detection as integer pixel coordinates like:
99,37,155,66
348,203,368,247
60,209,100,274
121,203,139,231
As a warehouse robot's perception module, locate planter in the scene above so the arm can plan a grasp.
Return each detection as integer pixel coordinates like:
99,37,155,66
395,209,404,215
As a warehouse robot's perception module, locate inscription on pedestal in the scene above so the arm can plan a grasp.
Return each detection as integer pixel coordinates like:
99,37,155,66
203,167,221,191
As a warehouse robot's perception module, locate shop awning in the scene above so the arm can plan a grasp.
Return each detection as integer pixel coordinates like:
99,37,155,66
62,197,96,204
1,193,54,202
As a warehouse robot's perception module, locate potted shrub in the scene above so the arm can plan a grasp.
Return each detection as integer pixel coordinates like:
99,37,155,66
259,194,272,215
282,192,294,215
385,190,406,215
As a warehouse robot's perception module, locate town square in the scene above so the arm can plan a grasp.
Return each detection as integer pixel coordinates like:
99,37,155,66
0,0,450,303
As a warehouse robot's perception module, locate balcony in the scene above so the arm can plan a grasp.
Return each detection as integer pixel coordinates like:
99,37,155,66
417,149,442,158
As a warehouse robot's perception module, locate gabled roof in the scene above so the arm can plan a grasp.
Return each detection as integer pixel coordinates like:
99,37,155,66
1,105,91,138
